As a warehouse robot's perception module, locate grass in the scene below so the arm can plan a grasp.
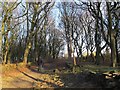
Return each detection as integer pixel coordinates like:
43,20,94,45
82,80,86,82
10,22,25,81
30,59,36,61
60,64,120,74
77,65,120,73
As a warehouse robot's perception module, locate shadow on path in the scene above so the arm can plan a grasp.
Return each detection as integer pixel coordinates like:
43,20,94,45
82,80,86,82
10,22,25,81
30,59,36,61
17,68,60,88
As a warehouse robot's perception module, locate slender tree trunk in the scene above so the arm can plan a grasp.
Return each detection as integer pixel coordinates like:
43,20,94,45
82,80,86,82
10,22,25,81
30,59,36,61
67,44,72,59
95,20,101,65
90,50,95,62
72,46,77,73
72,41,77,66
73,51,77,66
86,48,89,61
116,38,119,64
3,49,8,64
107,2,117,67
0,31,2,64
23,3,30,65
23,42,31,65
101,52,105,63
7,52,11,64
1,20,5,64
3,37,9,64
34,33,38,62
95,46,101,65
111,33,117,67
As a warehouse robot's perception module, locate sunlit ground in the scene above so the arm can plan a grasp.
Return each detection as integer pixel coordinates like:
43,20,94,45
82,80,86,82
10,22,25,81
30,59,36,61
1,61,120,88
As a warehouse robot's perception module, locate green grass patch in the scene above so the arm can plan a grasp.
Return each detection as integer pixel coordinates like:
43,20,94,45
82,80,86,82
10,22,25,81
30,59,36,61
80,65,120,73
61,65,120,74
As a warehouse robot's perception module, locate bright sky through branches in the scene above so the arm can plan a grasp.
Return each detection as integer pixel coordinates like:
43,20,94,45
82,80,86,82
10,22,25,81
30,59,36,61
0,0,119,2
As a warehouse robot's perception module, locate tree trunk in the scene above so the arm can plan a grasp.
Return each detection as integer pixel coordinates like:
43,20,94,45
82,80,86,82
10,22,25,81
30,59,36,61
111,33,117,67
107,2,117,67
73,52,77,66
67,43,72,59
23,42,31,65
7,53,11,64
0,31,2,64
116,38,119,64
3,37,9,64
86,48,89,61
3,49,8,64
90,51,95,62
1,20,5,64
95,46,101,65
95,17,101,65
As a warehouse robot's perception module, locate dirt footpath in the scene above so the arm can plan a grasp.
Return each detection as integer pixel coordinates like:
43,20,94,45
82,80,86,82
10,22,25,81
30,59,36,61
2,66,64,88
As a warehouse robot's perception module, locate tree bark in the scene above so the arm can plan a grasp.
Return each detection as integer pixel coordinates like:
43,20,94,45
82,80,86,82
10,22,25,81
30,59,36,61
3,37,9,64
1,19,5,64
0,31,2,64
23,42,31,65
95,24,102,65
111,33,117,67
107,2,117,67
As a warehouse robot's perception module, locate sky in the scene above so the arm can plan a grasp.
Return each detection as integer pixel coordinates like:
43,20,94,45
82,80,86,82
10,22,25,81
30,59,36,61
51,2,60,28
0,0,111,57
51,1,82,57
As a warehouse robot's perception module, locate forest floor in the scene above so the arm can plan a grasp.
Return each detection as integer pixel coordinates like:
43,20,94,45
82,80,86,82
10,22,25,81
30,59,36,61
1,61,120,88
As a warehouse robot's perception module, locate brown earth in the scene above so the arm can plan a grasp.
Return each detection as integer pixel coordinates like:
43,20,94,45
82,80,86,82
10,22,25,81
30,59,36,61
1,60,120,89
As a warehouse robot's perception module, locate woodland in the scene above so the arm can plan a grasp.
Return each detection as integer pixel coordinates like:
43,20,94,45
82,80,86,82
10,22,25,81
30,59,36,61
0,0,120,89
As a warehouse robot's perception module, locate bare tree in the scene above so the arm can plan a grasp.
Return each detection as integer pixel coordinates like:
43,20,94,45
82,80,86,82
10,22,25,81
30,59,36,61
23,2,54,65
1,1,21,64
